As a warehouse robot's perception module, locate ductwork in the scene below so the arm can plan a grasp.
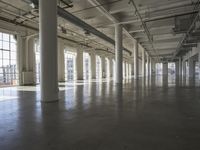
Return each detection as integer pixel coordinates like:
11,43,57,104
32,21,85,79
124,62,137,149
30,0,132,55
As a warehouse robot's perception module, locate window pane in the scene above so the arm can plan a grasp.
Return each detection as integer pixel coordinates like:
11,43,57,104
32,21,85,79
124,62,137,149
0,41,2,49
3,41,9,50
10,43,16,51
10,59,16,65
3,59,9,67
11,52,16,60
3,51,9,59
0,51,2,59
2,33,9,41
0,33,2,40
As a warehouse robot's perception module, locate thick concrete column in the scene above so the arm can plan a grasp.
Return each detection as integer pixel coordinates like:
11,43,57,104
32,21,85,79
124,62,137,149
163,62,168,75
199,52,200,80
146,54,150,76
149,58,152,76
17,35,26,85
179,57,182,77
182,60,186,77
76,49,83,80
134,40,139,79
175,61,179,76
188,57,195,78
151,60,155,75
39,0,58,102
90,51,96,79
142,48,146,77
126,63,129,77
101,56,106,78
109,57,113,78
57,40,65,82
124,62,126,78
129,63,132,77
115,24,123,83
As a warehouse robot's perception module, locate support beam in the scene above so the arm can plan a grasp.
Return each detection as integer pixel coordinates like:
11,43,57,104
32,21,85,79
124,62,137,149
115,24,123,83
142,48,146,77
134,40,139,79
182,60,186,77
188,57,195,78
101,56,106,78
179,57,182,77
76,49,83,80
163,62,168,75
39,0,59,102
90,51,96,79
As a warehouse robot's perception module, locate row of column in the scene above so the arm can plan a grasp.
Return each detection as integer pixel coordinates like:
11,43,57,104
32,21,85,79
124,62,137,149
38,0,146,102
177,57,196,78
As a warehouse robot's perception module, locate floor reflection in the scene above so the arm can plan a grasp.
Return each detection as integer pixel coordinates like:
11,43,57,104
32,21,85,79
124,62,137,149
0,75,200,149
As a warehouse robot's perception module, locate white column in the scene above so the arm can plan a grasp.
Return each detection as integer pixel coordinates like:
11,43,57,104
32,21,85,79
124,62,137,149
151,59,155,75
126,63,129,78
90,51,96,79
199,52,200,80
76,49,83,80
149,58,152,76
146,54,150,76
124,61,127,78
101,56,106,78
109,57,113,78
134,40,138,79
179,57,182,77
57,40,65,82
175,61,179,76
39,0,58,102
115,24,123,83
182,60,186,77
17,35,26,85
163,62,168,75
142,48,146,77
188,57,195,78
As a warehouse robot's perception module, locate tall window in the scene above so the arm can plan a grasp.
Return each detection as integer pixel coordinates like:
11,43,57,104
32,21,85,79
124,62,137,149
96,55,102,79
65,51,76,81
0,32,18,86
35,40,40,84
83,52,91,80
156,63,162,75
168,63,175,76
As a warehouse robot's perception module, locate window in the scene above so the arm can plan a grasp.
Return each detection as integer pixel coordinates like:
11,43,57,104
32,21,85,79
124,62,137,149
155,63,162,75
96,55,102,79
35,42,40,84
0,33,18,86
168,63,176,76
83,52,91,80
65,51,76,81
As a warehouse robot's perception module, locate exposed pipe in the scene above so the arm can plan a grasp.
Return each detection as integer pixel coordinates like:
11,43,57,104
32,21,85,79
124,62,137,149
30,0,132,55
129,0,159,61
174,0,200,57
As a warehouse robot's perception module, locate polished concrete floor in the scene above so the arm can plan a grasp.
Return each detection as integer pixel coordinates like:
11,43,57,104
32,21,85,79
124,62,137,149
0,76,200,150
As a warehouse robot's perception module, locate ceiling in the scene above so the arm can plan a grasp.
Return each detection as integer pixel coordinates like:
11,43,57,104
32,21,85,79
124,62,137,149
0,0,199,60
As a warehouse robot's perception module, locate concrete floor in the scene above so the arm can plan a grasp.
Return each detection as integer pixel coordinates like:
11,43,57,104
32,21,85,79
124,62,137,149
0,76,200,150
